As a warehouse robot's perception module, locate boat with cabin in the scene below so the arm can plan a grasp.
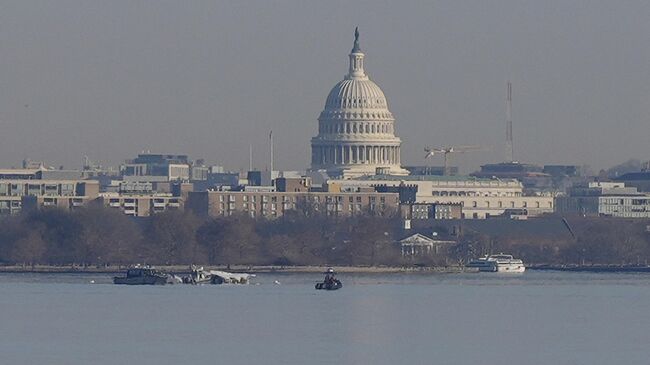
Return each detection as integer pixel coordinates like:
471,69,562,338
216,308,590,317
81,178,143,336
467,254,525,273
113,266,172,285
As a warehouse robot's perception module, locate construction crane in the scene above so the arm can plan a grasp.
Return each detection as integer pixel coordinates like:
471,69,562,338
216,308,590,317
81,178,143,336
424,145,486,176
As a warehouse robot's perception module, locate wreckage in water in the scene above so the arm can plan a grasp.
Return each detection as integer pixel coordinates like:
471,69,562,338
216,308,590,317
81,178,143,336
182,266,254,285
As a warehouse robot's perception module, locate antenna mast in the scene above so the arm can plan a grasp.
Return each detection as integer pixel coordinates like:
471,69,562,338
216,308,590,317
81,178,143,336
249,144,253,171
269,130,274,172
505,81,514,163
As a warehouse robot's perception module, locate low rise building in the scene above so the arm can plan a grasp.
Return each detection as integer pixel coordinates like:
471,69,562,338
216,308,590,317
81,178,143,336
332,175,554,219
615,171,650,193
0,179,99,214
556,182,650,218
398,233,456,257
121,153,190,181
401,203,463,220
99,193,182,217
186,190,399,219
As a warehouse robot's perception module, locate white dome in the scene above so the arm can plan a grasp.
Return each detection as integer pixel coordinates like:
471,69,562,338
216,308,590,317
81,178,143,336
324,78,389,110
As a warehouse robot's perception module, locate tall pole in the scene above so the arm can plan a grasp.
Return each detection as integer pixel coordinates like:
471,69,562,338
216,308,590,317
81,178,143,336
443,152,449,176
269,130,274,172
506,81,514,163
249,144,253,172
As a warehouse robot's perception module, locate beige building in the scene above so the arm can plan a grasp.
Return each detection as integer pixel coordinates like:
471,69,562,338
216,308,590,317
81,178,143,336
333,175,554,219
99,193,182,217
0,179,99,214
186,190,400,219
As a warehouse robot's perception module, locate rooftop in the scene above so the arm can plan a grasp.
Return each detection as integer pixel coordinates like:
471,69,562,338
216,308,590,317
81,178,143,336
616,172,650,181
354,174,518,183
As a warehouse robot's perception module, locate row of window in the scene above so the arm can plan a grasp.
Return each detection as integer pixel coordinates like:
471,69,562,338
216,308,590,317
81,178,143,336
467,200,550,208
216,194,388,204
324,98,388,110
431,191,519,197
217,202,385,213
0,183,76,197
319,121,393,135
600,198,650,206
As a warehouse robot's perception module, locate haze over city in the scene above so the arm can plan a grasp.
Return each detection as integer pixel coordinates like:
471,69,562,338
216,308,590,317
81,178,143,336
0,1,649,172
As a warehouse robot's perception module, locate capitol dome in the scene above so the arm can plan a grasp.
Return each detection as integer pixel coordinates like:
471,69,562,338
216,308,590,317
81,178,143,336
324,78,389,111
310,28,408,178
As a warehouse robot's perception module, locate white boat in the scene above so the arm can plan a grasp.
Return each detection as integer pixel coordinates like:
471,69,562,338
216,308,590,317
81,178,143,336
467,254,525,273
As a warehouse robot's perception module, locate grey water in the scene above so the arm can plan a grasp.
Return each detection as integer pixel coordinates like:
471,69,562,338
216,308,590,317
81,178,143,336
1,271,649,365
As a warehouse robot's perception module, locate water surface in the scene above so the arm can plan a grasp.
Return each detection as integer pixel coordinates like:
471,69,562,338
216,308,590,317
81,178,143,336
0,271,648,365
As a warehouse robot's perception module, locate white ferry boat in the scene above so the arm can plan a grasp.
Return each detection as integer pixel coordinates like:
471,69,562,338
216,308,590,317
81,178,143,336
467,254,526,273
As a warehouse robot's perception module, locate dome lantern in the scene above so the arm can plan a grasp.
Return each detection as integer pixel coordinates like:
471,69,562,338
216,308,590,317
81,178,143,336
347,27,367,80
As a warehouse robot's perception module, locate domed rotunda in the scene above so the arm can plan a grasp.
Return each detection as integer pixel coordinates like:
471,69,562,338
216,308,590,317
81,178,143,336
310,28,408,178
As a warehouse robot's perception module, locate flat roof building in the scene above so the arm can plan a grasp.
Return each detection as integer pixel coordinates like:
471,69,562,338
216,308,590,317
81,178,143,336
186,190,400,219
0,179,99,215
332,175,554,219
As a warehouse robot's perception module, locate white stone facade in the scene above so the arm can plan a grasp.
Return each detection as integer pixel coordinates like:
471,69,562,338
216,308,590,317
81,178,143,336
311,29,408,178
332,176,555,219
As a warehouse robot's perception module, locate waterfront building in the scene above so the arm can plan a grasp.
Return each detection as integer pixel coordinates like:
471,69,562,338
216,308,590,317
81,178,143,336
310,29,408,178
398,233,456,257
331,175,554,219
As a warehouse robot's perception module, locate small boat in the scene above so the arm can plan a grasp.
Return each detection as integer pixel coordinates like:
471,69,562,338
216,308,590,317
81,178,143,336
316,268,343,290
467,254,526,273
113,266,173,285
182,265,213,284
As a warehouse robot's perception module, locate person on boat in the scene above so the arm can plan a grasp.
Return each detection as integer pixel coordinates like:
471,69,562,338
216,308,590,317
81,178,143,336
324,268,336,285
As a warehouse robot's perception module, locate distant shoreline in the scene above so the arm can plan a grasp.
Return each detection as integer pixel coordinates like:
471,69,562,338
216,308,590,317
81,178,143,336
528,265,650,273
0,264,472,274
3,264,650,274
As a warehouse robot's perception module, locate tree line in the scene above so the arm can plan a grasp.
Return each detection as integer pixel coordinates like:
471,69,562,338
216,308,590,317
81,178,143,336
2,205,650,268
0,204,405,267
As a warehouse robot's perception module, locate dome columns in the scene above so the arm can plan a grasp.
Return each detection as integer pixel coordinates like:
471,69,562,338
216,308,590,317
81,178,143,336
311,143,401,166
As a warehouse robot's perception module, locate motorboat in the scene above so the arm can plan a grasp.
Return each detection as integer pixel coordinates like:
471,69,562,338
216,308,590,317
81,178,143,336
182,265,213,284
113,266,173,285
467,254,525,273
316,268,342,290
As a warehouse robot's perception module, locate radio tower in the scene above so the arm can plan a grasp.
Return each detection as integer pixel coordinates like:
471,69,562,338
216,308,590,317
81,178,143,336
505,81,514,163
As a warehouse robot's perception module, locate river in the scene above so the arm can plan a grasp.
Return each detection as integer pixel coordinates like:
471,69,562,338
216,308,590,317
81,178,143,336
0,271,648,365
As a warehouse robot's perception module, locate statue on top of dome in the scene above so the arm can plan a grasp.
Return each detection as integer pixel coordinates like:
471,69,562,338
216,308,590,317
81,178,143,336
352,27,361,52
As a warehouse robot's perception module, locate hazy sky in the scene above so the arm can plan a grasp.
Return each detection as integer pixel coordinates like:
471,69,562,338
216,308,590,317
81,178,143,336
1,1,648,173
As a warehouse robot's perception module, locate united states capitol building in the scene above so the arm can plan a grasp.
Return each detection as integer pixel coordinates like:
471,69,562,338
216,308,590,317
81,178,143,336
310,28,409,178
309,29,555,219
